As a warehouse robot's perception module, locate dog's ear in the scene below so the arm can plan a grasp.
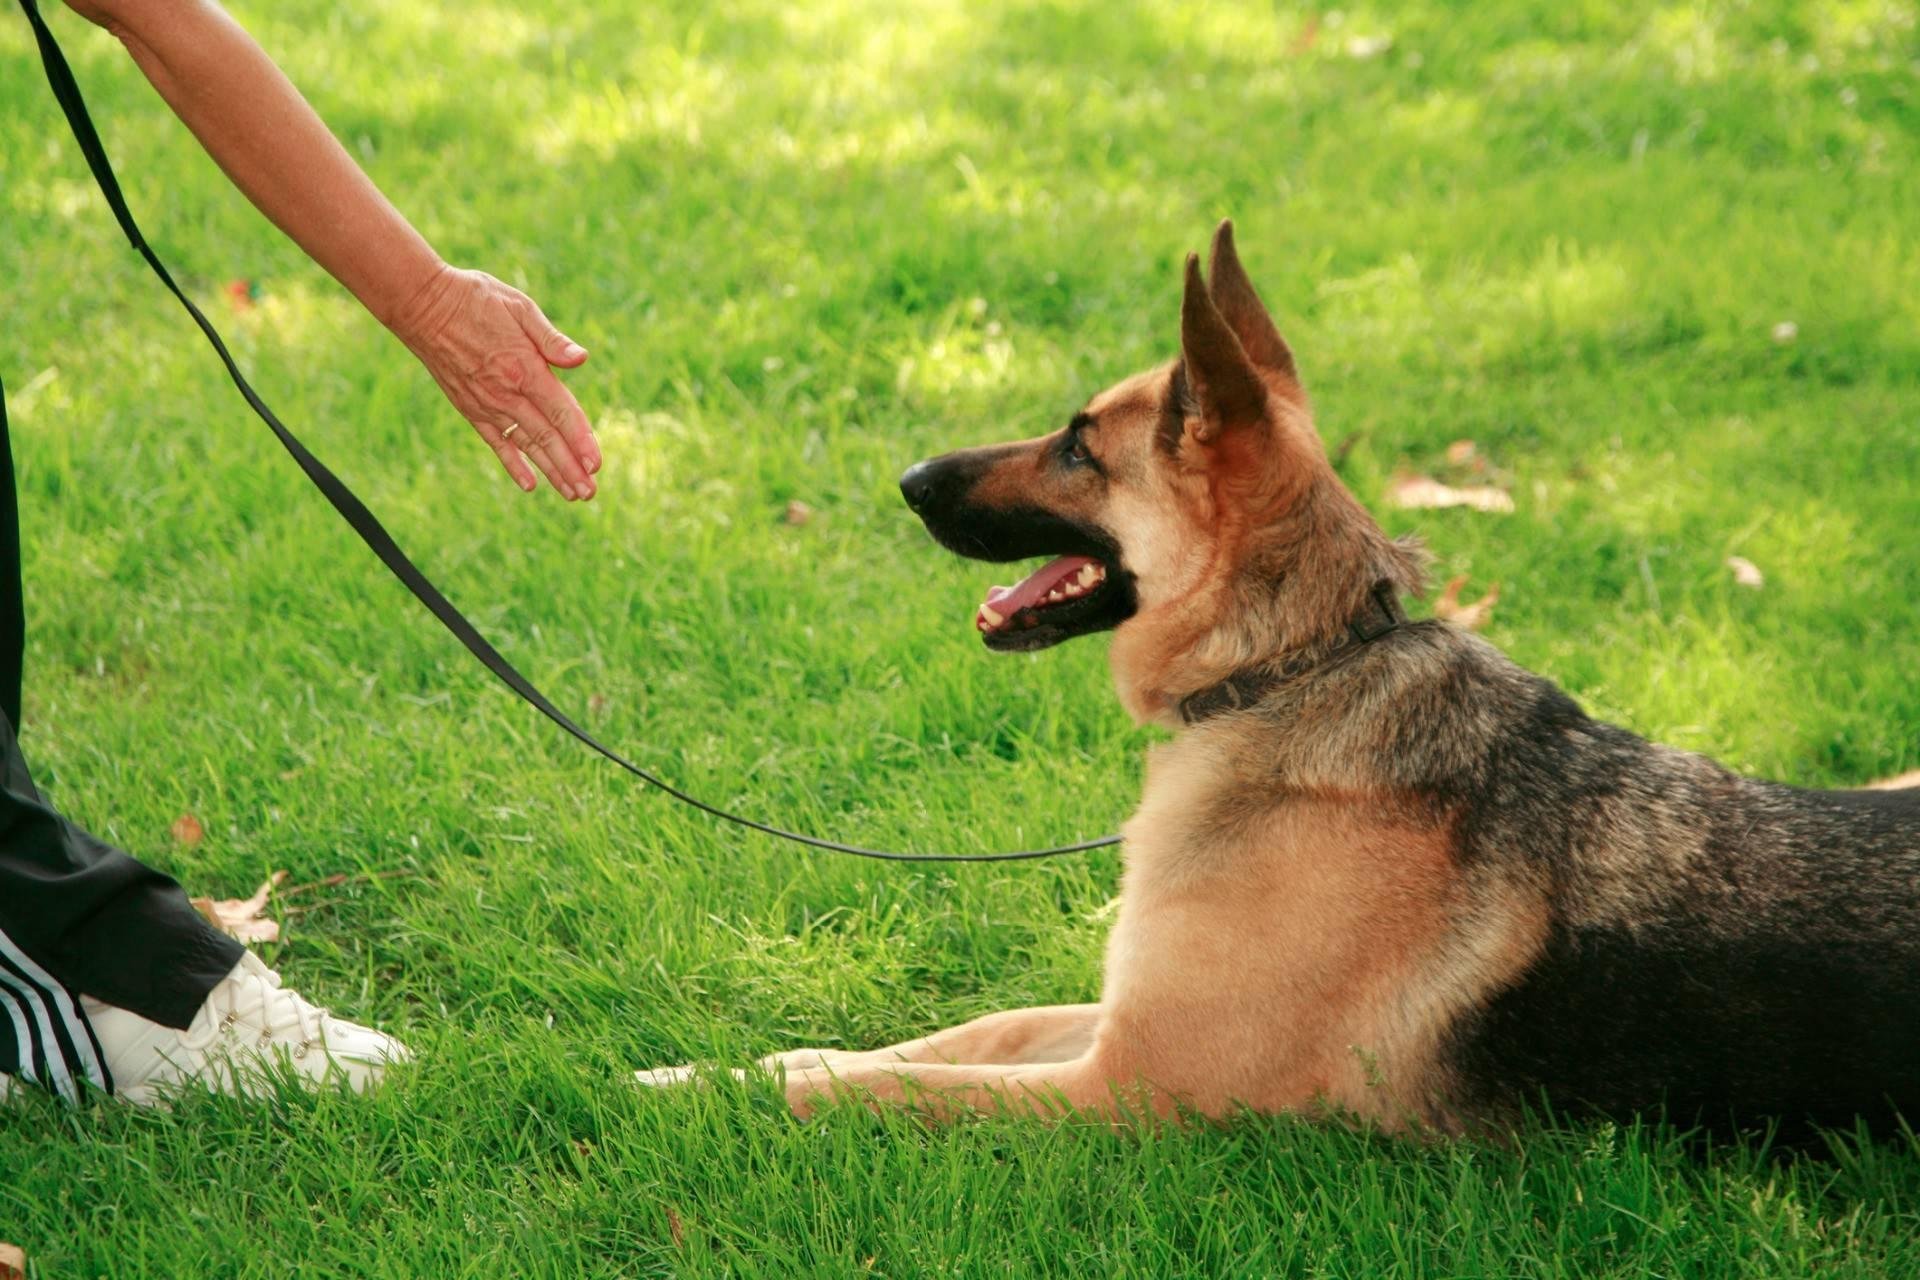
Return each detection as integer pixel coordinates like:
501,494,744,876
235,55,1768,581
1206,219,1297,383
1180,252,1267,445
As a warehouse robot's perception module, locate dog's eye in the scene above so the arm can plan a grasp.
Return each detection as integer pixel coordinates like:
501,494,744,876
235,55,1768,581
1065,437,1092,465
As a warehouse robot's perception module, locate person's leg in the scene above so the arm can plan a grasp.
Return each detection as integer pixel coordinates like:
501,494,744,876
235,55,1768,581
0,732,116,1099
0,710,251,1094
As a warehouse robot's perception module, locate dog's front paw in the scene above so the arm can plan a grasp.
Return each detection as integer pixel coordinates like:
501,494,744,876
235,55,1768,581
631,1063,704,1088
633,1063,753,1089
634,1051,867,1106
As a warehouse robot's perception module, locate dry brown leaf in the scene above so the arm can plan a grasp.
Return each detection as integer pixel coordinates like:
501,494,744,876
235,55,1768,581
1867,770,1920,791
666,1206,686,1248
1,1242,25,1280
1288,13,1320,55
587,692,610,716
1386,473,1515,514
1433,575,1501,630
170,813,205,846
190,870,287,944
1725,555,1764,589
784,499,814,526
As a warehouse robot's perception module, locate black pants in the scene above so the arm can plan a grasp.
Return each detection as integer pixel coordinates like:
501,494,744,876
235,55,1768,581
1,374,242,1099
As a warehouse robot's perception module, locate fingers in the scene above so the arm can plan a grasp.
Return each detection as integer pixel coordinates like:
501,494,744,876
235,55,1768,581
522,299,590,369
473,416,539,493
525,364,601,477
502,395,595,501
518,299,599,475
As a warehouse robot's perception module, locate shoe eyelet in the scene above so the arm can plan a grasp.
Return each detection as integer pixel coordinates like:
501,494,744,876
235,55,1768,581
294,1040,310,1060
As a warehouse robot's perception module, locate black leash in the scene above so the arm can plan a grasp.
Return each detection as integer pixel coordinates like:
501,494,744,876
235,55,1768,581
15,0,1119,864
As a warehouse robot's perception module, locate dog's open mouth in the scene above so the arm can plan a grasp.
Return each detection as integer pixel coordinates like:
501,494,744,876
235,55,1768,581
974,554,1125,652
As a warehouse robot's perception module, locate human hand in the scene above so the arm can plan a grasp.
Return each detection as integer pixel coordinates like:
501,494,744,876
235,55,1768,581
389,266,601,499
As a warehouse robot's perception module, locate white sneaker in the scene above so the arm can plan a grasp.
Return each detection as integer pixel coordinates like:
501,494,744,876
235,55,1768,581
82,951,410,1104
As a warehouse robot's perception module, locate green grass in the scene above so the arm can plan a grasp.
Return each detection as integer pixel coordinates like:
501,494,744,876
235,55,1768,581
4,0,1920,1273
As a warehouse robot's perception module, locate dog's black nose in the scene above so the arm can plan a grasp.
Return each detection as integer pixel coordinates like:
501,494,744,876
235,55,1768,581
899,461,937,512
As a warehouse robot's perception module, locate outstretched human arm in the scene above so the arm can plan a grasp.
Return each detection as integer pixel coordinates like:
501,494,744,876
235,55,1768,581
63,0,600,499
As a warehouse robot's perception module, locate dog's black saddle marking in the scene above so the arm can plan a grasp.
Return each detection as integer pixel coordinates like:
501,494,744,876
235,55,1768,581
1177,581,1406,725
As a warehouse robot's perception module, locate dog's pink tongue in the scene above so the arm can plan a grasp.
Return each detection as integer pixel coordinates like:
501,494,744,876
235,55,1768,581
983,555,1099,617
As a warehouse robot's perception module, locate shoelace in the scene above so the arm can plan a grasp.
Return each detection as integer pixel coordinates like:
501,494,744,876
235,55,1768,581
182,955,329,1059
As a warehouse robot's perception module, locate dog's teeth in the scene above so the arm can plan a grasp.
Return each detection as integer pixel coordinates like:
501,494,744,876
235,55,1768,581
979,604,1005,629
1078,565,1102,586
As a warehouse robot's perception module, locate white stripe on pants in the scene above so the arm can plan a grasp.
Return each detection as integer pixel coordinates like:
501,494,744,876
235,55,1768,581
0,923,109,1100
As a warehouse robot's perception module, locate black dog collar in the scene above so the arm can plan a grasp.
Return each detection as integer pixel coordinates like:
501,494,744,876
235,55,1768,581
1176,581,1406,725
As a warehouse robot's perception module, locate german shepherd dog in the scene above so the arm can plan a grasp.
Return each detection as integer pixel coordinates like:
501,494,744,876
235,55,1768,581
643,223,1920,1137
